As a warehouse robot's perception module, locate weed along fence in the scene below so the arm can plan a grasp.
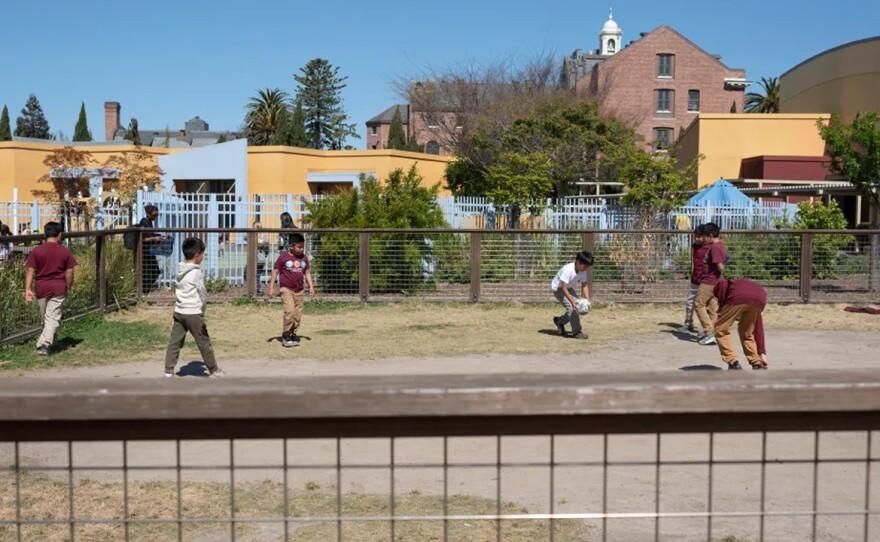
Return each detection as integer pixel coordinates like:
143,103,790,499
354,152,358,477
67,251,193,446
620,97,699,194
1,228,878,344
132,228,880,305
1,370,879,541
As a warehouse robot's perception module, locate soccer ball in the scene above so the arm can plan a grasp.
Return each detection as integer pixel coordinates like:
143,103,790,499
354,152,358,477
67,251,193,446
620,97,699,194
576,298,591,315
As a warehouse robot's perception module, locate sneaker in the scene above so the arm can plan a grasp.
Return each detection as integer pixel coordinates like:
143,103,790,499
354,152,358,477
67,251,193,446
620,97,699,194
208,368,227,378
727,360,743,370
164,372,174,378
553,317,566,335
698,333,717,346
282,333,294,347
752,363,768,370
572,332,589,340
289,335,300,346
677,324,697,334
36,345,50,356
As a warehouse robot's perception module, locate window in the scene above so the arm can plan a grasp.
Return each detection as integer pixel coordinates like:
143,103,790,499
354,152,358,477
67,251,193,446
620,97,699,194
656,89,673,113
653,128,672,151
688,90,700,112
657,54,674,77
426,115,440,129
370,125,377,135
607,39,616,53
426,141,440,155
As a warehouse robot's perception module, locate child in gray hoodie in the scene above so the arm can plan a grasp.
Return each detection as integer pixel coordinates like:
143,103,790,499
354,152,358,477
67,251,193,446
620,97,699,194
164,237,225,377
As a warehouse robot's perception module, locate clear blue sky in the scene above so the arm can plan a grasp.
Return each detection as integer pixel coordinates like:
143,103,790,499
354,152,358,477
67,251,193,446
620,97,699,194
2,0,878,145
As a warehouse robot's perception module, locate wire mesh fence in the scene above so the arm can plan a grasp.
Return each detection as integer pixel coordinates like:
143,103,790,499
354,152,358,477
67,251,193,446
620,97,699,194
1,372,878,542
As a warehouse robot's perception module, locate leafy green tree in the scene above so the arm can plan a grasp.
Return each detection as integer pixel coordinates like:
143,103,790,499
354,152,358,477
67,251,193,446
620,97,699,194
617,147,700,220
793,200,853,279
123,118,141,145
745,77,780,113
405,135,423,153
294,58,359,150
817,111,880,288
386,107,407,150
245,88,289,146
486,152,553,207
163,127,171,148
271,100,308,147
304,166,447,293
216,134,227,144
14,94,51,139
445,159,489,196
0,105,11,141
73,102,92,142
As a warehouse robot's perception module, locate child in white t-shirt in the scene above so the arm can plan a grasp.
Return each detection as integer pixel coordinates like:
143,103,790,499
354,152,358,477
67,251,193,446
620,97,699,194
550,251,593,339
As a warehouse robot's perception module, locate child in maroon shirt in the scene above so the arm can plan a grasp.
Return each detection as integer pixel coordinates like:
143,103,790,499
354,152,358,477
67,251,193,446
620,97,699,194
695,223,727,344
268,232,315,347
712,278,768,370
24,222,77,355
680,224,710,333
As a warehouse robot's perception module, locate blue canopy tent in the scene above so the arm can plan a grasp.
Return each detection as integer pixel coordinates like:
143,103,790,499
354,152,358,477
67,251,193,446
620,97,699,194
687,180,757,207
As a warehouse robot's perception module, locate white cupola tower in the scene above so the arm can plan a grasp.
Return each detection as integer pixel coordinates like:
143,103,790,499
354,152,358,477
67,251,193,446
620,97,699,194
599,9,622,56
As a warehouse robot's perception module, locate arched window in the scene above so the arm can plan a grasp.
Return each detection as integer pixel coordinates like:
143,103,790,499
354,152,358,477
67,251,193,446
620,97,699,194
426,141,440,155
607,39,616,53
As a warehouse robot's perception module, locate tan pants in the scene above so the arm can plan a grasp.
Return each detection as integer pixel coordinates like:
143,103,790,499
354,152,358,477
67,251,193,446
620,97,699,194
37,296,65,349
716,303,763,366
694,284,719,333
280,287,304,335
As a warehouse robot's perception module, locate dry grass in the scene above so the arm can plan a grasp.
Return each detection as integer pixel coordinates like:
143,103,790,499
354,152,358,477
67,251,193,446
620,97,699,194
0,472,588,541
107,301,880,363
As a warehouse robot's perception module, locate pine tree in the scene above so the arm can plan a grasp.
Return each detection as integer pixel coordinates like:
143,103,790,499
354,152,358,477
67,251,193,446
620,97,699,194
730,101,737,113
14,94,51,139
405,133,423,153
216,134,227,144
294,58,359,150
73,102,92,142
123,118,141,145
271,100,309,147
0,105,11,141
386,107,407,150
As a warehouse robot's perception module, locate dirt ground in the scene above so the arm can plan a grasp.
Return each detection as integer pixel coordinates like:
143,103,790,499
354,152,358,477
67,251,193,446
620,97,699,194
2,303,880,541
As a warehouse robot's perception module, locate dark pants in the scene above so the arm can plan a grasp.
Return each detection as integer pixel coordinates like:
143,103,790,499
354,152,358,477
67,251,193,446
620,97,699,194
164,312,218,373
243,263,266,292
142,252,160,293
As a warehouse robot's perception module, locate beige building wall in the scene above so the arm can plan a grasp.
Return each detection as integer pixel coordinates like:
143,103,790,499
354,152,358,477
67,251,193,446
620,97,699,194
0,142,452,201
780,37,880,121
677,114,830,187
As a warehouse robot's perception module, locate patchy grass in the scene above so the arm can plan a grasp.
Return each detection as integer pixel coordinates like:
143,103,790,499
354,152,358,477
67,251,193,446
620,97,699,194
3,302,879,373
0,313,165,372
0,471,589,542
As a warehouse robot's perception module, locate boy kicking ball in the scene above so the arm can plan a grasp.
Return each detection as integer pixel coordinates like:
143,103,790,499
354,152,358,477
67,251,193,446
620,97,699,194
551,251,593,340
268,232,315,347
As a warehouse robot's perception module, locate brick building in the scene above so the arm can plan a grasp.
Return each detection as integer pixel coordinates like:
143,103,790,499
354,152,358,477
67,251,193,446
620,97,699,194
364,104,447,155
564,14,748,151
103,102,241,148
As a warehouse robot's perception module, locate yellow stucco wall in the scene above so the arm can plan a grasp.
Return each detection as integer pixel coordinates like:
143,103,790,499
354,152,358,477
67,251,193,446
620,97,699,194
0,142,452,201
780,37,880,122
676,114,830,187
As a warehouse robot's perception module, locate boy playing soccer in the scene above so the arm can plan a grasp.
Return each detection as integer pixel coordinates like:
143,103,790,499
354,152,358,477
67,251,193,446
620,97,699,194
164,237,225,377
712,277,769,370
268,232,315,347
24,222,77,356
679,224,710,334
551,251,593,340
695,222,726,345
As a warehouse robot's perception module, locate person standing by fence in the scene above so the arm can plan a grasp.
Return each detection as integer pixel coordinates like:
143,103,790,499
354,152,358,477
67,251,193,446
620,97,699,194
24,222,77,356
139,205,166,293
694,223,726,345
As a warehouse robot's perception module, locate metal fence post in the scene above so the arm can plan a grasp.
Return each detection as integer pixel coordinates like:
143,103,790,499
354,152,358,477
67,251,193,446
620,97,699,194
96,234,107,311
799,232,813,303
470,232,481,303
246,231,257,296
359,232,370,302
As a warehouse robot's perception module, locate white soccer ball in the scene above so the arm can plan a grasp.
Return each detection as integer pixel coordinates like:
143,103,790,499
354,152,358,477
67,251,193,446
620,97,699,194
576,298,591,315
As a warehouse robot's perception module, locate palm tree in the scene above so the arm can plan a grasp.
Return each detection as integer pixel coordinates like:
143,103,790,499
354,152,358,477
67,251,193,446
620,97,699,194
744,77,781,113
244,88,290,145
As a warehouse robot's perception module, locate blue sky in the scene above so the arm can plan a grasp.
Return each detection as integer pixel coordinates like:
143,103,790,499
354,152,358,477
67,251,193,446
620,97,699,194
1,0,878,145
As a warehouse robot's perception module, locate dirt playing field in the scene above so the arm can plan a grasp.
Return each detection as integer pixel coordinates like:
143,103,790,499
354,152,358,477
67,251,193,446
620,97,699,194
2,303,879,541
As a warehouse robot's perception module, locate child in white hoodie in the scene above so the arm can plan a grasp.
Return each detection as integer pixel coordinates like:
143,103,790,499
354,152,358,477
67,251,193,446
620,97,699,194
164,237,225,377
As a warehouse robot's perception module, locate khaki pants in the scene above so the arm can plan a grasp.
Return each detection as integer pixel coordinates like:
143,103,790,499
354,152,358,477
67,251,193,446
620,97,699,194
37,296,65,349
716,303,763,366
553,288,582,335
281,287,304,335
164,312,218,373
684,282,699,326
694,284,719,333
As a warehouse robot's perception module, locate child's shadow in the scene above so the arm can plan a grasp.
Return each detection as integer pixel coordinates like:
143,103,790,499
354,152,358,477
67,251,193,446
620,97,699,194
52,337,83,354
658,322,699,343
176,361,213,377
266,335,312,344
